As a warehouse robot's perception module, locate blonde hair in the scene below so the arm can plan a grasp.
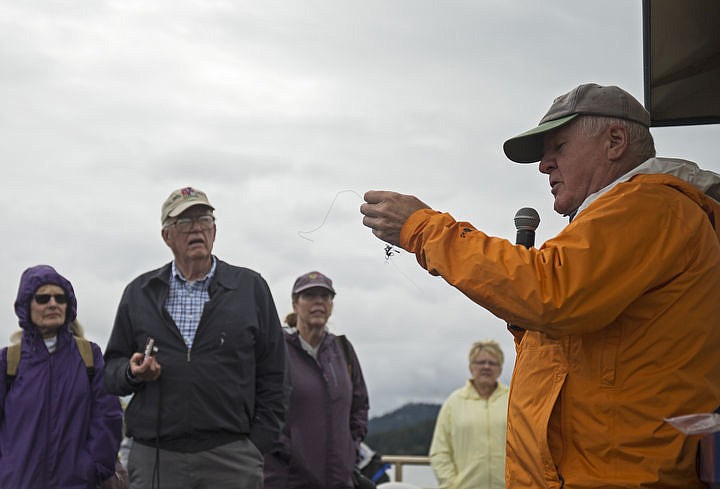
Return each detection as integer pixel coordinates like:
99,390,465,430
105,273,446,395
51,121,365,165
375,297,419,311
468,340,504,366
9,330,22,345
70,319,85,338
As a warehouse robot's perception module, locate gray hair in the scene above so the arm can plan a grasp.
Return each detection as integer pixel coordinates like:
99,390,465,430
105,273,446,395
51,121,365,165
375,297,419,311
575,115,656,163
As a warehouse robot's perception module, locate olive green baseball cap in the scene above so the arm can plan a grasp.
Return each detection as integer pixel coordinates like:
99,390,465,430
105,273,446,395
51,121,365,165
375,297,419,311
503,83,651,163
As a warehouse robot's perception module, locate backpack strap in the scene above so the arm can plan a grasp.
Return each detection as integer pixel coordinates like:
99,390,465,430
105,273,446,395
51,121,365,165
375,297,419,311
74,336,95,381
337,334,353,378
4,337,95,390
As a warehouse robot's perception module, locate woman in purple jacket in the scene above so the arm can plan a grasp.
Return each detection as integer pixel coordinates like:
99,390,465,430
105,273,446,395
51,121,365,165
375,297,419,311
0,265,123,489
264,271,369,489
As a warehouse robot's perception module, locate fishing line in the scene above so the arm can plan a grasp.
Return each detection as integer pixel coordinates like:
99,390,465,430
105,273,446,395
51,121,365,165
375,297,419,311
297,189,363,242
297,189,424,294
383,245,424,294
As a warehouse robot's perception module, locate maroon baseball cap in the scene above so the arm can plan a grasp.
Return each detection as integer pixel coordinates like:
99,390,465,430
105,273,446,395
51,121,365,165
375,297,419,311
292,271,335,295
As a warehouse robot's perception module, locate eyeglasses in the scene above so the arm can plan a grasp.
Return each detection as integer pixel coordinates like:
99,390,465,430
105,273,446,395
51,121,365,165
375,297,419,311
471,360,500,367
169,215,215,233
33,294,69,305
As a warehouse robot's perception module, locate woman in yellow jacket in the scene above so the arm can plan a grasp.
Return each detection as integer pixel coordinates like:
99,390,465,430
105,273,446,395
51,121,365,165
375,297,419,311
430,341,508,489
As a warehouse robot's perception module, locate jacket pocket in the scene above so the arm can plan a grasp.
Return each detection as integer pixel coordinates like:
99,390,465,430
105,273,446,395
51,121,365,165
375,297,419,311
507,331,567,487
599,327,621,386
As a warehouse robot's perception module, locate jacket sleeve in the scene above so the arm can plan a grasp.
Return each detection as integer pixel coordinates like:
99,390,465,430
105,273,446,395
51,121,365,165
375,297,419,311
429,399,457,489
400,182,700,337
249,276,290,454
87,343,124,483
103,285,142,396
345,339,369,447
263,421,292,489
0,348,6,448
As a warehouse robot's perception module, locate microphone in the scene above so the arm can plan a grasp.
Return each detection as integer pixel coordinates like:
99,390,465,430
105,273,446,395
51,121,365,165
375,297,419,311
514,207,540,249
508,207,540,335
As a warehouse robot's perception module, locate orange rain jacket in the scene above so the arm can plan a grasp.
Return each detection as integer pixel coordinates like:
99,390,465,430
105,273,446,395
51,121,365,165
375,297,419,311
400,159,720,489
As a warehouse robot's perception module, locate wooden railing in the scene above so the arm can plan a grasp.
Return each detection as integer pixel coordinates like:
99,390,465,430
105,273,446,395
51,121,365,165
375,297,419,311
380,455,435,488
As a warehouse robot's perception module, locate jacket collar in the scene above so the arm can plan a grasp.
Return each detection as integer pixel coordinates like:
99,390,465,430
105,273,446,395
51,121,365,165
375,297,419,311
462,379,509,401
141,256,239,294
575,157,720,218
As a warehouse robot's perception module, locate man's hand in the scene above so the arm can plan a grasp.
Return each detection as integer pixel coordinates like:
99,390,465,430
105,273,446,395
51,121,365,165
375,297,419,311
360,190,430,246
129,352,162,382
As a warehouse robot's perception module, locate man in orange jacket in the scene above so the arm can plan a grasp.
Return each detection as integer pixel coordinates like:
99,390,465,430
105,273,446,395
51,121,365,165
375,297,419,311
360,83,720,489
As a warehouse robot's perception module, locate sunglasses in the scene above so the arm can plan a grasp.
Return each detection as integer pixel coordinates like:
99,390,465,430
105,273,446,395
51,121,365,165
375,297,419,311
33,294,69,305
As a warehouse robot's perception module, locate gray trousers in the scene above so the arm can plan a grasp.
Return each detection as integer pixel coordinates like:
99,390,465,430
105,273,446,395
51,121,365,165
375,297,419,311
128,438,263,489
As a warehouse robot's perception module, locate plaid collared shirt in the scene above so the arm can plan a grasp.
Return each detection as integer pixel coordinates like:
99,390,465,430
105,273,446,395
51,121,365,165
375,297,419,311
166,257,217,348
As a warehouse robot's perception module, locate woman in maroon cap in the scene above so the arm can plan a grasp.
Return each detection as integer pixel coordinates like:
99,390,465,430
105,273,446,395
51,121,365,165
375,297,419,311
263,271,370,489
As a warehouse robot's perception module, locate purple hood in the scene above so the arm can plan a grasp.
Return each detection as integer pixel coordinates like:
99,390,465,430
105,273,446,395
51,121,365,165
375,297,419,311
14,264,78,331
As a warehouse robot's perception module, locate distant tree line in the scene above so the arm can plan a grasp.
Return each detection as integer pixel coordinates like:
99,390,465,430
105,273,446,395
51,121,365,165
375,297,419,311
366,403,440,456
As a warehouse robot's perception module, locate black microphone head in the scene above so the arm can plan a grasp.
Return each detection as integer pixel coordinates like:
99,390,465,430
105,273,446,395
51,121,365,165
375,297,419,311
514,207,540,231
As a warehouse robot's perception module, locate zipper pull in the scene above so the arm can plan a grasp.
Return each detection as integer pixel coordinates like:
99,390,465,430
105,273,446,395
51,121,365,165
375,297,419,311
187,348,191,362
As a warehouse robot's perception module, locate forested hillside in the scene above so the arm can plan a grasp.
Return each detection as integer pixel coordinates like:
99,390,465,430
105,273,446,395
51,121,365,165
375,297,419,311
366,402,440,455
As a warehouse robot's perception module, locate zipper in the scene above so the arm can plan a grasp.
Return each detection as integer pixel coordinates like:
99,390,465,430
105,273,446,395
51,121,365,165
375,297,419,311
485,399,491,488
327,360,338,386
45,343,53,487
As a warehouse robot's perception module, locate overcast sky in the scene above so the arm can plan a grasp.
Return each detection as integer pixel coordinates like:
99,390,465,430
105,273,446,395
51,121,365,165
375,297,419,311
1,1,717,417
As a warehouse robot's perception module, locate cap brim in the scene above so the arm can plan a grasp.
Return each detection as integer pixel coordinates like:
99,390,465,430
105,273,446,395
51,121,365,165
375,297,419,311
293,283,336,294
503,114,578,163
167,201,215,219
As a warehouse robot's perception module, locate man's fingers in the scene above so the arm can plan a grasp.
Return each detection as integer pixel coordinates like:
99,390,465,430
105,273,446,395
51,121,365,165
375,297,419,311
363,190,385,204
359,202,375,218
361,190,428,247
360,191,391,219
363,189,402,206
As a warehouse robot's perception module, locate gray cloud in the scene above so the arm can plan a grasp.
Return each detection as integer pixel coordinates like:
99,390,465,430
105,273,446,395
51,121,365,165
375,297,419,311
0,1,716,416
